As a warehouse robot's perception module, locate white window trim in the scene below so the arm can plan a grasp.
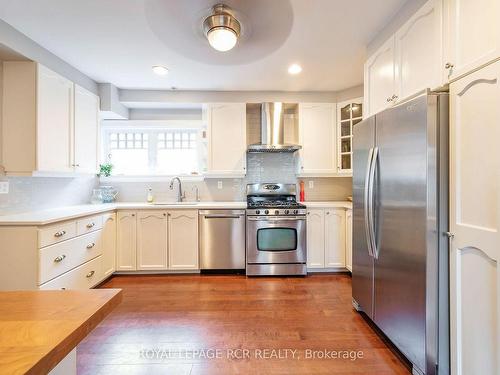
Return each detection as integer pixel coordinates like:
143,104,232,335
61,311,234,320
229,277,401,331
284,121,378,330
101,120,205,176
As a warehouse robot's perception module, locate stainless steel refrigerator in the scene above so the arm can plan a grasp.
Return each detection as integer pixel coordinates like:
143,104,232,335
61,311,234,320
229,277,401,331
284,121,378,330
352,91,449,375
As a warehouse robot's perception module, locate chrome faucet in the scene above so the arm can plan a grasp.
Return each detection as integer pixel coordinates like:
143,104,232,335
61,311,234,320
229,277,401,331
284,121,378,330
169,177,185,202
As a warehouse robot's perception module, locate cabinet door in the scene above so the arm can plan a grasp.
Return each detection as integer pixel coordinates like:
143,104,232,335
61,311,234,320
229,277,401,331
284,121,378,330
137,211,168,270
449,61,500,375
364,37,396,117
345,209,352,272
101,213,116,278
36,64,73,172
324,209,346,268
445,0,500,81
337,98,363,174
395,0,443,99
74,84,99,173
168,210,198,270
299,103,336,175
306,209,325,268
116,211,137,271
206,103,246,176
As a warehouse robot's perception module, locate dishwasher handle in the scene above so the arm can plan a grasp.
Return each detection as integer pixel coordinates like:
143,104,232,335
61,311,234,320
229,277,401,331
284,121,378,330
203,215,244,219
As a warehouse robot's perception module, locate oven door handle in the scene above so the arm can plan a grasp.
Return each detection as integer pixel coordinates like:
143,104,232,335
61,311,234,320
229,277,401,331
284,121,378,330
247,216,306,221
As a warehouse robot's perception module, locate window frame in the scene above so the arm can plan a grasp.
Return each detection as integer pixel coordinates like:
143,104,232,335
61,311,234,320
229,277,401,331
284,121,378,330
101,120,205,178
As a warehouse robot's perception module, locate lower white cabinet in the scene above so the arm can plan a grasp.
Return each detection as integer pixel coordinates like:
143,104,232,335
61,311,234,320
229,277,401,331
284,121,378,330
345,209,352,272
137,211,168,270
117,209,199,271
116,211,137,271
306,207,348,270
101,213,116,277
168,211,199,270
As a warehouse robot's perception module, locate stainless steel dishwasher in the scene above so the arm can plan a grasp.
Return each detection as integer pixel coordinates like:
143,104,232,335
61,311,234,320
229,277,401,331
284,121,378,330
199,210,246,271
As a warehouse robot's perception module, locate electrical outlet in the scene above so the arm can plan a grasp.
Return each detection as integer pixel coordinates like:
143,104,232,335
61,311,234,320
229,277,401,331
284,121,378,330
308,180,314,189
217,181,223,189
0,181,9,194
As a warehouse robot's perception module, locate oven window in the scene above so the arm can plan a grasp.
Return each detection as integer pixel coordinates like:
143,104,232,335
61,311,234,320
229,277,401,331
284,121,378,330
257,228,297,251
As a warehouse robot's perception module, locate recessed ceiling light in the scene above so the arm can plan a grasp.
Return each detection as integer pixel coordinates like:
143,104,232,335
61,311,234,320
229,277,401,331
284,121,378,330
288,64,302,75
152,65,169,75
203,4,241,52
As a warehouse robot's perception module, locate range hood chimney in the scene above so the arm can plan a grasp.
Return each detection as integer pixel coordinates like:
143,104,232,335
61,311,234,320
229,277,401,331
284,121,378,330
247,102,301,153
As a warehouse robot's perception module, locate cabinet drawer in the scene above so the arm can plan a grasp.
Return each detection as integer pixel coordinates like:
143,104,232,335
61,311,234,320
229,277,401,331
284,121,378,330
38,221,77,248
39,256,103,290
77,214,103,235
39,230,102,284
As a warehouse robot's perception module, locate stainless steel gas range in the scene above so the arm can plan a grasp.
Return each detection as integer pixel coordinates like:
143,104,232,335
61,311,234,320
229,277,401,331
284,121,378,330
246,183,307,276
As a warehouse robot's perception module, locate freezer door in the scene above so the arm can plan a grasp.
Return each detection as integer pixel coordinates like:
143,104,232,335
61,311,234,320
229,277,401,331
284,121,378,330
352,116,375,318
373,94,429,372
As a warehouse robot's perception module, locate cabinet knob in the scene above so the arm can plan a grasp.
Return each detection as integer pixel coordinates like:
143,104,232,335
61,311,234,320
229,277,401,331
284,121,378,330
391,94,398,100
444,231,455,239
387,97,392,102
86,270,95,278
86,242,95,249
72,164,80,167
86,222,95,228
54,254,66,263
326,211,330,215
163,213,166,216
131,214,135,217
54,230,66,238
445,62,454,70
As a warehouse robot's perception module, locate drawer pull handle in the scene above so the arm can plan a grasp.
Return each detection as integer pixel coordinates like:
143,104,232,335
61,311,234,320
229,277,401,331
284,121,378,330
86,270,95,278
86,242,96,249
54,255,66,263
54,230,66,238
86,222,95,229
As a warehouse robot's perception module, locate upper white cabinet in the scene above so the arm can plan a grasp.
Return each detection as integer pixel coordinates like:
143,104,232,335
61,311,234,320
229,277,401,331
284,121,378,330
204,103,246,176
298,103,337,176
449,59,500,375
74,84,99,173
364,37,397,117
336,98,363,174
445,0,500,81
168,210,199,270
1,61,100,175
137,211,168,270
37,64,74,172
116,211,137,271
395,0,444,99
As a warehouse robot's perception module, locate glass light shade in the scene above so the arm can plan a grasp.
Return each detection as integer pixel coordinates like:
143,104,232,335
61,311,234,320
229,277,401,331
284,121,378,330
207,27,238,52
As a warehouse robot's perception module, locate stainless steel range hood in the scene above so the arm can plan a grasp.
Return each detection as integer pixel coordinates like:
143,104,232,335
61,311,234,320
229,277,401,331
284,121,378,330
247,102,301,153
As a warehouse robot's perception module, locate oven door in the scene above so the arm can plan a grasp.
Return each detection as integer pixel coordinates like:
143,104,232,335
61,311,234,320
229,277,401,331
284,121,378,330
246,216,306,264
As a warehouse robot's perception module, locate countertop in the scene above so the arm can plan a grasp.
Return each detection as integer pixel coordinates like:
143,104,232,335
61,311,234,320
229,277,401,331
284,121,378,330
0,201,352,226
0,289,122,375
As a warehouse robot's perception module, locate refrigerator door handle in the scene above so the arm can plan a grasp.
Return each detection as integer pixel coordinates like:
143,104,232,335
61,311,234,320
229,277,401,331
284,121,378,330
368,147,379,259
364,147,374,257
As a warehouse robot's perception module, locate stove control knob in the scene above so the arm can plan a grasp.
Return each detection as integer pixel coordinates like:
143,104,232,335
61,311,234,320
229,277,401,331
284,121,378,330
275,210,280,215
285,209,290,215
264,210,269,215
294,209,298,215
255,210,260,215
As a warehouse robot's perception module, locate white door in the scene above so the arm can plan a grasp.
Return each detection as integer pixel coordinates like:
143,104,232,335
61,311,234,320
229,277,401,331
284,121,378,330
168,210,199,270
116,211,137,271
36,64,73,172
306,209,325,268
445,0,500,82
395,0,443,99
345,209,353,272
449,60,500,375
324,209,346,268
206,103,246,176
74,84,99,173
364,36,397,116
299,103,336,175
137,211,168,270
101,213,116,278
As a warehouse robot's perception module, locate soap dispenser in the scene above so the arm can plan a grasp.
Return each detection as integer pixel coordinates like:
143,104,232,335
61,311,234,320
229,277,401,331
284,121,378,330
147,188,154,203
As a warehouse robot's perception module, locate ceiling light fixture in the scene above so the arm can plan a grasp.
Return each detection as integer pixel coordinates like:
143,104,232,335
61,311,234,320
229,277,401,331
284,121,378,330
288,64,302,75
203,4,241,52
152,65,169,75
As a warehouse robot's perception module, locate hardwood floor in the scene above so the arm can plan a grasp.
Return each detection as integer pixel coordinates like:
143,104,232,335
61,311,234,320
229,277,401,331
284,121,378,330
77,274,411,375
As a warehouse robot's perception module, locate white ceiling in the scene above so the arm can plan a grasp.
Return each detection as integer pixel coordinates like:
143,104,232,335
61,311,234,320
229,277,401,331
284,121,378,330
0,0,408,91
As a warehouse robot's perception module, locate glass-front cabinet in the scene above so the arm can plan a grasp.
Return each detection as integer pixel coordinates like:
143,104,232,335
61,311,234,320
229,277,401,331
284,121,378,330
336,97,363,174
